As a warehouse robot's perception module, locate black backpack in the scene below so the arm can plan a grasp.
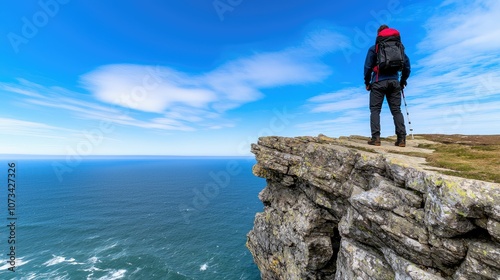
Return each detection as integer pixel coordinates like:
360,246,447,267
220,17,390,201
375,28,405,73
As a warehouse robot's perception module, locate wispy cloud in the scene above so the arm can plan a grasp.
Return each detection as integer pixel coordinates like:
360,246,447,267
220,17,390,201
303,27,351,55
1,79,201,133
81,65,218,113
0,82,44,98
418,0,500,65
206,50,331,101
415,0,500,81
0,117,76,139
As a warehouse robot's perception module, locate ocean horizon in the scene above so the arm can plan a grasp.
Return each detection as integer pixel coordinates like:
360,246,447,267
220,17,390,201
0,157,263,279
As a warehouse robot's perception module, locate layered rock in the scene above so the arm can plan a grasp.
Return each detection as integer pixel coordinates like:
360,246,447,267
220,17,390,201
246,135,500,279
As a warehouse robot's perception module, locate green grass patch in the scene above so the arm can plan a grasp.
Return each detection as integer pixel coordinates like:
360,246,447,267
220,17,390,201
418,135,500,183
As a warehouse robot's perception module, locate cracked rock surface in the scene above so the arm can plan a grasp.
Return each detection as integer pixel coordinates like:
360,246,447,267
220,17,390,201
247,135,500,279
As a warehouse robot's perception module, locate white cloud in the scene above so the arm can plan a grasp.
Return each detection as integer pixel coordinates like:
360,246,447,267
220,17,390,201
420,1,500,51
81,65,218,113
207,51,329,92
306,87,367,113
417,0,500,71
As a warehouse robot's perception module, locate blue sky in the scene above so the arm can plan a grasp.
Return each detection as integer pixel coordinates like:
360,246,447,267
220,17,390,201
1,0,499,156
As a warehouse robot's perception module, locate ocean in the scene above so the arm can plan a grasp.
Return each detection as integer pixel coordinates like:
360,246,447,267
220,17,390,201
0,157,264,279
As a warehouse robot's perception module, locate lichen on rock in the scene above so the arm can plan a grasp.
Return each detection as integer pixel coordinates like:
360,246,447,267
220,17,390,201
247,135,500,279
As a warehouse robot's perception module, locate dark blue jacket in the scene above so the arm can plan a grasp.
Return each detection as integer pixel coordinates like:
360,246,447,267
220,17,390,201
364,45,411,86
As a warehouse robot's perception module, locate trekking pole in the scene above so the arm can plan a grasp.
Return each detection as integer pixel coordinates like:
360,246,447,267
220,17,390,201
401,89,414,139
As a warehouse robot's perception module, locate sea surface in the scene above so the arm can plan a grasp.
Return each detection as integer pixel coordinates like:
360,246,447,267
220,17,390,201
0,157,264,279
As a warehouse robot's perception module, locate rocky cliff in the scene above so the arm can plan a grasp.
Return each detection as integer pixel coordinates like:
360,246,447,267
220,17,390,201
247,135,500,280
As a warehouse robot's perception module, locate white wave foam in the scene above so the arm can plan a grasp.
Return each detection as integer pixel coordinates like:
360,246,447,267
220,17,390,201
43,255,84,266
101,242,118,251
200,263,208,271
0,257,30,270
85,234,101,240
84,265,103,272
44,255,66,266
89,256,102,264
26,272,64,280
96,269,127,280
93,241,119,255
131,267,142,274
25,272,38,280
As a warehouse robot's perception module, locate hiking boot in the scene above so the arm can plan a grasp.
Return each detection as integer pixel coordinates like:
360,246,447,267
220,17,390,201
367,136,381,146
395,136,406,147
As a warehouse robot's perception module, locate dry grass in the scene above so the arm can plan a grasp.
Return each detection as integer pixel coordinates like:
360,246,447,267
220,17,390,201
418,134,500,183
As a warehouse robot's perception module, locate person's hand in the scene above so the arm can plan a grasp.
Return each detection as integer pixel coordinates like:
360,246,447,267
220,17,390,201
400,80,407,89
366,84,371,91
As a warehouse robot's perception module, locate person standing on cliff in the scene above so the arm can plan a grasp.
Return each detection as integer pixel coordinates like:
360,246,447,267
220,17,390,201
364,24,411,147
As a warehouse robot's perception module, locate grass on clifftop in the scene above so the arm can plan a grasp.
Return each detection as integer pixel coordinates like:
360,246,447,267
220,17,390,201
417,134,500,183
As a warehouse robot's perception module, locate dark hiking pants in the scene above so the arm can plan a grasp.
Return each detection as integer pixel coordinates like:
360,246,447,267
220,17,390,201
369,80,406,138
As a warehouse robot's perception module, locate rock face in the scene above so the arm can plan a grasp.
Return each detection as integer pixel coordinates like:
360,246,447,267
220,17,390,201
246,136,500,280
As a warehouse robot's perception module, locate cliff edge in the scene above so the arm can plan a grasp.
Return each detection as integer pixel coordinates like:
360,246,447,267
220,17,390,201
247,135,500,280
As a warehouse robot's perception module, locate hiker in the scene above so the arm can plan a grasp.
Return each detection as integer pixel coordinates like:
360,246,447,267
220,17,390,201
364,24,411,147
